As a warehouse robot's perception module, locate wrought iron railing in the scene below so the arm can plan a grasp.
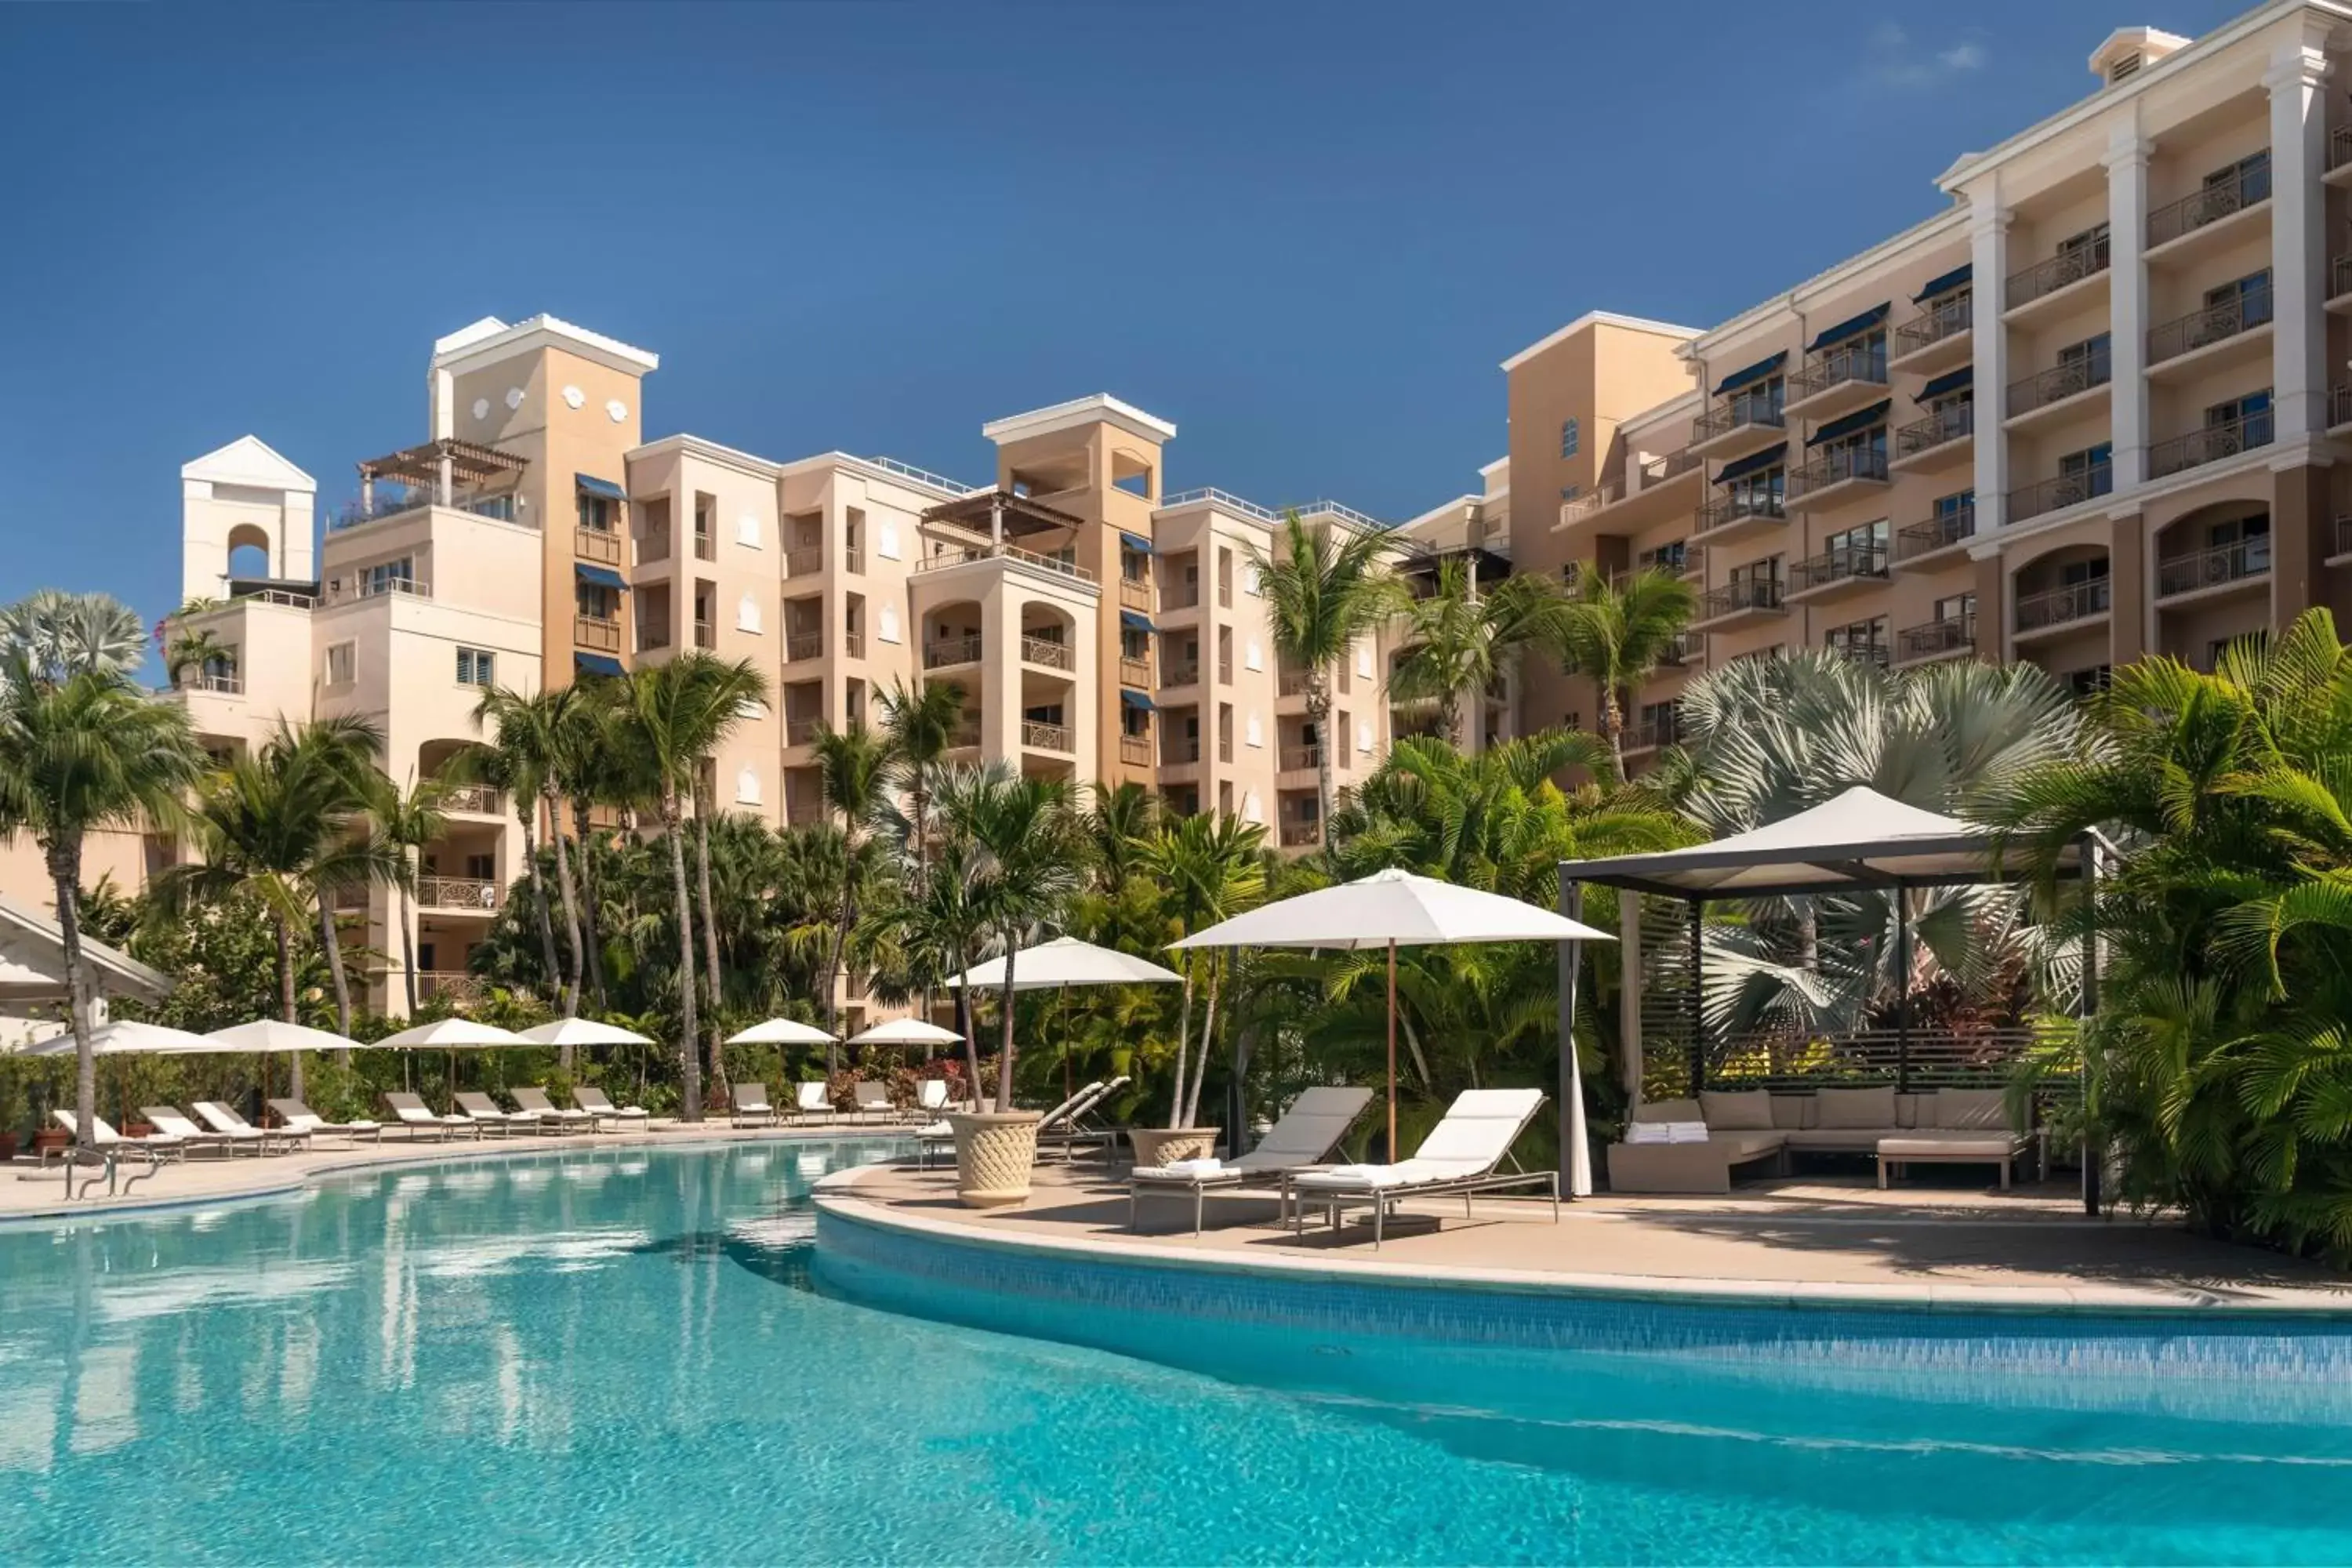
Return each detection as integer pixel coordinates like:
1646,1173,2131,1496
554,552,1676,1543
417,972,483,1004
1788,445,1889,499
1791,544,1889,592
1559,483,1622,524
923,635,981,668
1021,636,1075,671
2147,411,2274,480
785,632,823,662
2147,160,2270,249
1694,492,1785,535
1278,820,1320,848
1787,340,1887,402
1896,504,1976,560
2009,353,2111,415
844,630,865,659
1897,615,1976,662
1162,660,1200,688
844,547,865,575
1691,390,1786,443
2147,283,2272,364
2007,463,2111,523
1279,744,1323,771
913,542,1096,583
1893,292,1971,357
2005,239,2109,308
1164,737,1201,764
786,717,820,746
2156,537,2270,598
1697,579,1785,620
2015,578,2111,633
440,785,503,815
783,546,823,576
1624,713,1680,751
1277,667,1310,696
419,876,501,912
1638,447,1703,485
1895,402,1973,458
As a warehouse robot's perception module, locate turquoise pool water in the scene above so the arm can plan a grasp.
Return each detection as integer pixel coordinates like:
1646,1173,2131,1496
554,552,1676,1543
1,1142,2348,1566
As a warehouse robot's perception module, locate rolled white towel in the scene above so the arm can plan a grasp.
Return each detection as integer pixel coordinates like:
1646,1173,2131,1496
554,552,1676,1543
1623,1123,1673,1145
1159,1157,1223,1177
1664,1121,1711,1144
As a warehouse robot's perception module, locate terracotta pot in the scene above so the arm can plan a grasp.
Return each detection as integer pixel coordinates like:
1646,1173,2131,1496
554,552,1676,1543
122,1121,156,1139
0,1133,17,1163
1128,1127,1220,1168
32,1128,68,1155
948,1111,1041,1208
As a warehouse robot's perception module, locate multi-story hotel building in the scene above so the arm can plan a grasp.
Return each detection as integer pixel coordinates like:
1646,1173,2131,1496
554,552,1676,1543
134,316,1403,1019
1512,8,2352,762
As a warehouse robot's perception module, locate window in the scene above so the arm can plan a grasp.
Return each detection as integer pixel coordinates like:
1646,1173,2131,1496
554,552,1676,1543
2066,665,2113,699
1822,519,1889,574
576,579,620,619
2204,150,2271,204
325,642,355,686
1934,592,1976,626
1824,615,1890,664
1559,485,1581,503
361,557,416,597
2059,443,2114,500
1560,418,1581,459
2057,222,2111,267
2208,388,2274,446
2205,269,2274,327
456,648,495,687
578,492,615,532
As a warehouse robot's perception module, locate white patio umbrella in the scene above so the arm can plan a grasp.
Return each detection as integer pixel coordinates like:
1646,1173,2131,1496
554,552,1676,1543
724,1018,836,1047
20,1019,213,1057
519,1018,656,1048
205,1018,372,1105
846,1018,964,1047
945,936,1181,1099
378,1018,533,1111
1170,868,1613,1188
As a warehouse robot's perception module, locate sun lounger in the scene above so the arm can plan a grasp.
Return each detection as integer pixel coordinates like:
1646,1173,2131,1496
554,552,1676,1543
1128,1085,1374,1235
793,1081,833,1124
267,1098,384,1143
193,1101,310,1155
452,1091,535,1135
52,1110,185,1163
732,1082,779,1128
47,1112,178,1194
851,1080,894,1123
572,1085,649,1131
1036,1075,1131,1163
383,1092,485,1141
916,1080,950,1119
1286,1087,1556,1248
510,1087,596,1132
140,1106,253,1159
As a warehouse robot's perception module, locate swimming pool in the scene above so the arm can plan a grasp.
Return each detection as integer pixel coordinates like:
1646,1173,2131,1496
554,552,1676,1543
1,1142,2347,1565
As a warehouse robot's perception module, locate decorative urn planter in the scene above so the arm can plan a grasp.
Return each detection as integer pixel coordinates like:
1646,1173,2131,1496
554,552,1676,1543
948,1111,1042,1209
1127,1127,1220,1168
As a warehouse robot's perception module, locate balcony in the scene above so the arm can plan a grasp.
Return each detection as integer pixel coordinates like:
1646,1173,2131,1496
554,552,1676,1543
1218,654,1233,684
2005,241,2110,320
783,545,824,577
1784,447,1889,512
440,785,505,816
1890,404,1973,473
1889,293,1973,375
1161,660,1200,689
1163,737,1202,765
844,546,865,575
1624,713,1680,753
2330,125,2352,183
2147,285,2272,372
913,542,1096,584
1120,656,1151,688
2147,411,2273,481
575,528,622,566
1657,630,1702,670
2329,255,2352,312
1784,342,1889,422
2005,355,2111,429
844,630,865,659
1693,491,1788,545
417,972,484,1005
1277,666,1311,697
2155,537,2269,601
419,875,502,913
1559,483,1622,528
785,631,823,663
1278,820,1320,849
2335,386,2352,434
693,619,715,652
1119,579,1153,612
1161,584,1200,612
355,575,433,602
178,671,243,695
1828,638,1890,670
1693,578,1787,631
1896,504,1976,566
1689,391,1787,460
923,634,981,670
693,530,716,563
575,615,622,654
1788,544,1889,603
2007,464,2111,524
2015,579,2111,639
1021,636,1075,672
2145,162,2270,258
1119,735,1153,768
1021,720,1074,753
1895,615,1976,667
1279,743,1322,771
786,717,821,747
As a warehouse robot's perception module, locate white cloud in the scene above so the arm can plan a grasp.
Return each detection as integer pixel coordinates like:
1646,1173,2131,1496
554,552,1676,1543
1859,24,1988,89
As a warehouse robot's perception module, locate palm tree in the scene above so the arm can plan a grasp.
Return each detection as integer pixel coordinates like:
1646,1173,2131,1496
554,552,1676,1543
673,657,768,1097
1084,780,1157,902
1388,561,1566,751
868,815,989,1098
459,741,561,994
877,677,967,878
1552,564,1697,766
810,719,893,1059
1140,811,1267,1128
1248,510,1403,846
162,627,234,690
0,655,201,1149
473,684,587,1014
370,770,452,1018
285,717,397,1040
0,590,148,685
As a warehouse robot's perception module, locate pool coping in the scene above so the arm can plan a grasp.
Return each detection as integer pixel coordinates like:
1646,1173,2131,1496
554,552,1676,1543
812,1166,2352,1320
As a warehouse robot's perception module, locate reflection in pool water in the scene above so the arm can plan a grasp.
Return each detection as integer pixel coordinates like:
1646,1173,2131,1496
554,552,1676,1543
0,1142,2347,1565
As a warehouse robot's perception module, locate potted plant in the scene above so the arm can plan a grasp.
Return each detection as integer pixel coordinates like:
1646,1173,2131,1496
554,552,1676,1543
947,1107,1043,1207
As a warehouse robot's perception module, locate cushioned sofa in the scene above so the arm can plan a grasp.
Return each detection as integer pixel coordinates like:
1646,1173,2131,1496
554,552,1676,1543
1604,1086,2022,1194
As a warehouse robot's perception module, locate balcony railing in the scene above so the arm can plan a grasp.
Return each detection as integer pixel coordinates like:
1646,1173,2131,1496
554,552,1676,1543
333,489,524,532
786,631,823,662
1657,631,1700,668
844,546,865,575
419,876,501,912
2006,238,2111,308
180,672,243,695
1896,504,1976,561
1560,483,1622,524
1279,744,1323,771
786,717,820,746
1695,492,1785,535
783,546,824,576
417,972,483,1004
1218,732,1233,763
1021,636,1075,671
1639,446,1702,485
1164,737,1202,764
2147,284,2271,364
1162,584,1200,610
2015,578,2112,633
2147,411,2274,481
2333,125,2352,173
1218,655,1234,684
2007,464,2111,523
1162,660,1200,688
1120,656,1151,688
913,543,1096,583
1791,544,1889,593
1787,445,1888,499
1277,667,1310,696
1021,720,1073,753
574,615,622,653
1893,292,1971,357
1625,713,1680,751
2156,537,2270,598
357,575,433,601
575,527,622,566
1829,638,1891,669
1119,579,1153,611
2147,160,2270,249
844,630,865,659
693,531,716,563
2008,353,2111,416
693,619,715,651
1119,735,1153,767
2334,254,2352,301
1691,391,1786,443
2336,385,2352,430
1697,579,1785,620
440,784,504,815
1895,402,1973,457
1788,341,1887,403
1278,820,1320,848
924,635,981,669
1897,615,1976,662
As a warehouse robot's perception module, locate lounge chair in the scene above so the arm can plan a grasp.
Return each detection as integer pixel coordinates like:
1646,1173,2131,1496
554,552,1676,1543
916,1080,951,1119
47,1112,179,1193
793,1081,833,1123
193,1101,310,1155
452,1091,535,1136
1128,1085,1374,1235
1036,1074,1131,1163
383,1091,485,1141
732,1083,779,1128
140,1105,254,1159
510,1087,597,1132
267,1098,384,1144
572,1085,649,1131
916,1080,1107,1170
851,1080,894,1123
1286,1087,1557,1248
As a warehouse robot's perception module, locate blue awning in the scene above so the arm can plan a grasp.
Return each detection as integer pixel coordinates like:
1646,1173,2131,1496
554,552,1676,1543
1917,367,1973,402
575,563,626,590
1120,609,1156,633
1120,688,1156,710
574,653,624,678
1806,401,1892,447
1912,263,1971,303
1806,303,1889,351
575,474,626,502
1119,531,1154,555
1713,351,1786,395
1715,444,1787,484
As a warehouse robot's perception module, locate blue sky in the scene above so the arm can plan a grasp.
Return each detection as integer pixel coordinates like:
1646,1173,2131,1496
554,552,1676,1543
0,2,2240,626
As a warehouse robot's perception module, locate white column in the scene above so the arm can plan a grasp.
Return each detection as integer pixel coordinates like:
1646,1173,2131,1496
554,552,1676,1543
2269,39,2333,440
2105,129,2152,489
1967,193,2012,532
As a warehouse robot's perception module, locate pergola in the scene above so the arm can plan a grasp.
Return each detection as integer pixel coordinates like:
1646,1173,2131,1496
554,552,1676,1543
0,895,172,1052
1552,786,2102,1198
355,437,527,512
920,489,1085,549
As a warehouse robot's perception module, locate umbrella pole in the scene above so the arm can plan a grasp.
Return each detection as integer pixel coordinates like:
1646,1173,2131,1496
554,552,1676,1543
1060,984,1072,1105
1386,938,1398,1157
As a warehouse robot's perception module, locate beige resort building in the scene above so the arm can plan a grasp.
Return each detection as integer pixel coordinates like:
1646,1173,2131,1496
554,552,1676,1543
69,315,1416,1021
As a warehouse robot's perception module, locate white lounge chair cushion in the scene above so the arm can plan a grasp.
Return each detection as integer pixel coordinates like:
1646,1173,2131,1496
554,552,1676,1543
915,1120,953,1138
1878,1135,2017,1158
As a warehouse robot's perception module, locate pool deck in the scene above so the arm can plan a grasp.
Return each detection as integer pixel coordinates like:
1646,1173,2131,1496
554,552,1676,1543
818,1160,2352,1316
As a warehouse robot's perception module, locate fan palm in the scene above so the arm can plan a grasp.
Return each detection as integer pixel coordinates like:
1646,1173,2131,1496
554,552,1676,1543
1388,561,1566,750
1138,811,1268,1127
1552,564,1697,765
0,590,148,688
